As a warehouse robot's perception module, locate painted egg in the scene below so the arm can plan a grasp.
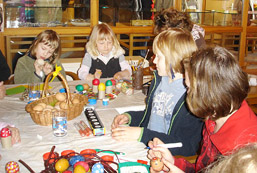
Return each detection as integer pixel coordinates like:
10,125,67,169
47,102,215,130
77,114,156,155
83,83,90,90
74,165,86,173
55,158,69,172
105,80,112,86
69,155,85,167
76,85,84,92
98,83,105,91
92,79,100,85
33,105,44,111
5,161,19,173
72,98,80,104
92,162,104,173
74,161,89,172
150,157,164,172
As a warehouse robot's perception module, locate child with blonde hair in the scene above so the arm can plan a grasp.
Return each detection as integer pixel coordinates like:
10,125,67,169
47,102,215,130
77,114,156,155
111,28,203,157
78,23,132,80
14,30,66,84
147,46,257,173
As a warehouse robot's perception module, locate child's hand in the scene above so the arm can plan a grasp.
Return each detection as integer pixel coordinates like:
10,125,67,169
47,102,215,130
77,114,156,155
147,138,174,172
160,158,185,173
94,69,102,79
86,74,95,81
111,126,141,142
111,114,130,129
34,60,44,75
0,81,6,100
43,62,53,75
6,126,21,145
114,70,131,80
113,71,123,80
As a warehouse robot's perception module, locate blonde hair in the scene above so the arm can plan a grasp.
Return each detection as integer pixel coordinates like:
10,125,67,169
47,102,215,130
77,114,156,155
153,28,197,80
86,23,124,57
205,143,257,173
28,30,61,64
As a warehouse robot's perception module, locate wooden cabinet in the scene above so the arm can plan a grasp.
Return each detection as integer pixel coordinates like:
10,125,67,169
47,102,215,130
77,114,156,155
0,0,256,72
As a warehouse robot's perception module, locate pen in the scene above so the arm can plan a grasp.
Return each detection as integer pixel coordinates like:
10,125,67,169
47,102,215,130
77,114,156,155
145,142,183,149
95,149,125,155
73,122,85,137
80,120,93,136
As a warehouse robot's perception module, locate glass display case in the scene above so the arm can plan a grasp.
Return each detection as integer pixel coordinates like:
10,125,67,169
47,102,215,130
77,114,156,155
4,0,90,28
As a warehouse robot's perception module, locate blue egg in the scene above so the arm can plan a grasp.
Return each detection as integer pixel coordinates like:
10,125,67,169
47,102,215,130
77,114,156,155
69,155,85,167
92,162,104,173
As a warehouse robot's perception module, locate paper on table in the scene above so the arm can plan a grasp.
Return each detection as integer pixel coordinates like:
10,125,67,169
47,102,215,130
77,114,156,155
115,105,146,114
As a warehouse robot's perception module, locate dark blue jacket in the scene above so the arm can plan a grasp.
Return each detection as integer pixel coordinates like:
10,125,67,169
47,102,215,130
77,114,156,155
126,71,203,156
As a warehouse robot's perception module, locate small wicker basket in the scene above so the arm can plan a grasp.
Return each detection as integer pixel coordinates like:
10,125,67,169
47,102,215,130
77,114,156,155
25,72,88,126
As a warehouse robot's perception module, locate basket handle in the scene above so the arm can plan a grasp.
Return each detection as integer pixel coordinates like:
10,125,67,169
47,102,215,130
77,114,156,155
42,72,72,104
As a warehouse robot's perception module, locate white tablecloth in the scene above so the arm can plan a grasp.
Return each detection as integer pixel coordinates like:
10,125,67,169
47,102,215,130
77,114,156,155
0,80,148,172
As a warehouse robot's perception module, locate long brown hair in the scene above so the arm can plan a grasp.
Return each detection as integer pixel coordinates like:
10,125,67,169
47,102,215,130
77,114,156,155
184,46,249,120
28,30,61,64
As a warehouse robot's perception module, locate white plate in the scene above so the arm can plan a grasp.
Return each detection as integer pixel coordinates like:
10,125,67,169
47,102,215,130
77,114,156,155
70,21,90,26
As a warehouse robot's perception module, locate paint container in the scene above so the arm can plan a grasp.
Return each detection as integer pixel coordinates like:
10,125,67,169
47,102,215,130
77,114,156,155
102,98,109,106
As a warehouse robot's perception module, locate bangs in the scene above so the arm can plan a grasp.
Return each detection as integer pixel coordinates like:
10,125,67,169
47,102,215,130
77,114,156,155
42,39,58,50
97,32,113,42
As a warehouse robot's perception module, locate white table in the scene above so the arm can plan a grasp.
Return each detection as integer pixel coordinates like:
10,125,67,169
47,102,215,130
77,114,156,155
0,80,148,172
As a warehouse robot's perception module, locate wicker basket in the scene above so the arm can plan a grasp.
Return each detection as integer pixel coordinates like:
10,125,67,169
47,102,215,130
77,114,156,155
25,72,88,126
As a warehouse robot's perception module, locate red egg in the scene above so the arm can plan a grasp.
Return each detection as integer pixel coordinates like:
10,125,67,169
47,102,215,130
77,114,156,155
150,157,164,172
74,161,89,172
92,79,100,85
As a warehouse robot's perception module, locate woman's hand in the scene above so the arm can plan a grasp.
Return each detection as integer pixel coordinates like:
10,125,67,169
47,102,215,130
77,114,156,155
111,114,129,129
6,126,21,145
111,126,141,142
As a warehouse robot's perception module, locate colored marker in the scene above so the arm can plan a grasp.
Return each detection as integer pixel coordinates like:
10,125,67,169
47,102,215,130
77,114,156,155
145,142,183,149
73,122,85,137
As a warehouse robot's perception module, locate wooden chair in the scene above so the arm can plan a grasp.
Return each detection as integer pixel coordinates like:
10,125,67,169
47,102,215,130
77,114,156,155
65,71,79,80
4,71,79,85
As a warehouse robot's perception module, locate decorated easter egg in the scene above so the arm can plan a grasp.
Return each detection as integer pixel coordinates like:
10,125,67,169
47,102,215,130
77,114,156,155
92,162,104,173
76,85,84,92
98,83,106,91
150,157,164,172
74,165,86,173
74,161,89,172
110,79,116,85
69,155,85,167
92,79,100,85
83,83,90,90
5,161,19,173
55,158,69,172
105,80,112,86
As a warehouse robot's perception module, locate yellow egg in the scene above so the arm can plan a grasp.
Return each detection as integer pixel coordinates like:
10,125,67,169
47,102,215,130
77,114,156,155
74,165,86,173
33,105,44,111
55,158,69,172
56,93,66,102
